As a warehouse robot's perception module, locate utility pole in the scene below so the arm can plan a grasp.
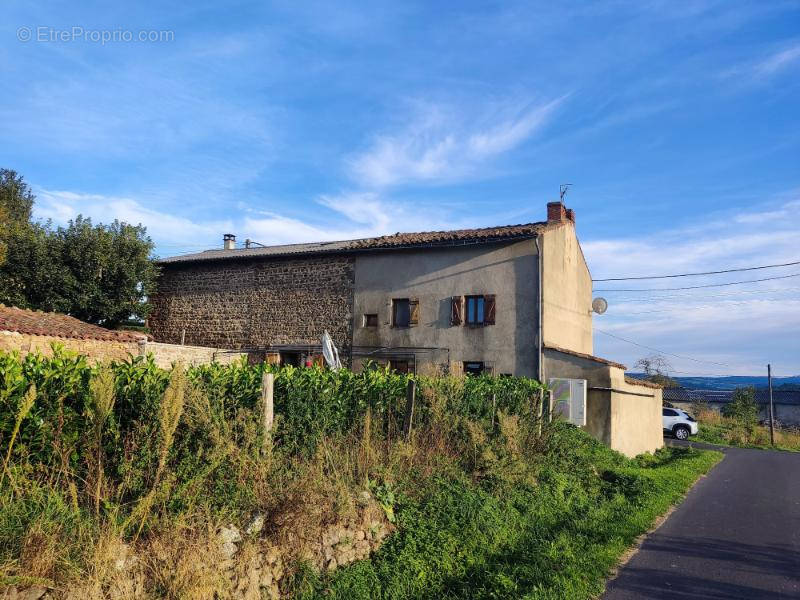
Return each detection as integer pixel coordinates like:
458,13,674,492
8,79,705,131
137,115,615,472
768,364,775,446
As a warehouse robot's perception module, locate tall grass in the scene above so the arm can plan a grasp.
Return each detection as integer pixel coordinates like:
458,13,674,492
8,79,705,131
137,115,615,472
0,347,720,599
0,346,546,594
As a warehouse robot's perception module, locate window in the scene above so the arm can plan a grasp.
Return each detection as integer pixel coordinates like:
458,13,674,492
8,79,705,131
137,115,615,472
455,294,496,326
389,359,410,374
465,296,485,325
364,313,378,327
663,408,678,417
393,299,410,327
392,298,419,327
464,361,484,376
280,352,301,367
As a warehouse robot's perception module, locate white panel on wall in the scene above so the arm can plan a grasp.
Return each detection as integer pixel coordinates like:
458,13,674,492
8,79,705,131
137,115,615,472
548,377,587,426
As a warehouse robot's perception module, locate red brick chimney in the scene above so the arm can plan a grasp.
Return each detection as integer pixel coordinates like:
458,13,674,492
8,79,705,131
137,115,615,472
549,201,576,223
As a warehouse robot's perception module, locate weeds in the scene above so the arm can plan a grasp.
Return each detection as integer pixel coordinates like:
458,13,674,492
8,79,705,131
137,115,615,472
0,347,720,599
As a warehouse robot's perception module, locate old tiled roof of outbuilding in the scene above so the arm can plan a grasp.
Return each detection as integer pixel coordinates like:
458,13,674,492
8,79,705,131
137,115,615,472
0,305,145,342
543,344,628,371
159,221,559,264
624,376,663,389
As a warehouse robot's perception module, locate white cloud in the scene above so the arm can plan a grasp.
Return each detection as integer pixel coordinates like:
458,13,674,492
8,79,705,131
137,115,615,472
721,42,800,82
33,187,448,253
586,196,800,375
753,43,800,77
35,190,233,248
347,96,566,187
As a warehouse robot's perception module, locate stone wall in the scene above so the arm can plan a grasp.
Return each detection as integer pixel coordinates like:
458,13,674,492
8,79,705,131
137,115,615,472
149,256,355,357
0,330,245,368
0,330,141,363
143,341,247,368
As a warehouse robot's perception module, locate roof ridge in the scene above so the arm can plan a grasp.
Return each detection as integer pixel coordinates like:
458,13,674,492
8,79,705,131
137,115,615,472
160,220,556,264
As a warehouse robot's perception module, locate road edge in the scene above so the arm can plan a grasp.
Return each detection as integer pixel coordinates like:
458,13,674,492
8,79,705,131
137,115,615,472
596,450,727,597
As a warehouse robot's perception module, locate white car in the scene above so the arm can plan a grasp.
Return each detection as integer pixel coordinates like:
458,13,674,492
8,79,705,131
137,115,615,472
662,407,699,440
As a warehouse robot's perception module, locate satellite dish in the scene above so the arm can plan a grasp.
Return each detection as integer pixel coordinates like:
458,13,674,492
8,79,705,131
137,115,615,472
592,297,608,315
321,330,342,370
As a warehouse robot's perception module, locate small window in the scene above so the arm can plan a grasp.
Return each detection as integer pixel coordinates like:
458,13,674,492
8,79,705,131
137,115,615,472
663,408,678,416
392,299,410,327
389,359,410,374
464,361,484,376
465,296,485,325
364,313,378,327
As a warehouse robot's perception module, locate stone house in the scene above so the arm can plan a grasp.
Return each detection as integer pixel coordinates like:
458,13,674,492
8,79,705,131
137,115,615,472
150,201,662,456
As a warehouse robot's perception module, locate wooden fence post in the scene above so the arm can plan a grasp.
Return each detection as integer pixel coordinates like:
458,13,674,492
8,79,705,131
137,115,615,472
537,388,544,436
403,379,416,442
261,372,274,455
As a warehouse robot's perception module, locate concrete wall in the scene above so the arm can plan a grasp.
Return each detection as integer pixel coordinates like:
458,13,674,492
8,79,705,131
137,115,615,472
608,377,664,457
352,240,539,377
149,256,354,355
540,224,593,355
543,348,663,457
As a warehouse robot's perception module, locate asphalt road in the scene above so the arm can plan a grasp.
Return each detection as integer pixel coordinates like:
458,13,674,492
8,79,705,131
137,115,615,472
603,440,800,600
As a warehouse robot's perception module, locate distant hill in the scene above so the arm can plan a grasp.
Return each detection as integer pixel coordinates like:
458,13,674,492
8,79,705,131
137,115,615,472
626,374,800,390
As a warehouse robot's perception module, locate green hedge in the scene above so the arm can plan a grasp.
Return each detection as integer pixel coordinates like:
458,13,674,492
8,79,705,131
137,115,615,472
0,347,545,503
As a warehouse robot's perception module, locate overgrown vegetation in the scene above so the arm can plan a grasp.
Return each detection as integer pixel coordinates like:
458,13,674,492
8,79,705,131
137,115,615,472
0,347,721,598
694,396,800,452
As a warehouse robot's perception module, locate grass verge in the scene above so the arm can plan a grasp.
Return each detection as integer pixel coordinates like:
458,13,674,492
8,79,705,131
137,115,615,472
693,410,800,452
291,424,723,600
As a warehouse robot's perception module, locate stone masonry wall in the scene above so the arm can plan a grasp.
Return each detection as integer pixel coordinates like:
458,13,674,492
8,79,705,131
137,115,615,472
0,330,141,363
148,255,355,357
143,341,247,369
0,331,246,368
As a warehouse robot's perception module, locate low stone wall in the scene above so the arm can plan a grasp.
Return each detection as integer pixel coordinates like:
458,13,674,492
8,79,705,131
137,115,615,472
0,331,246,369
142,341,247,368
0,330,140,363
2,495,394,600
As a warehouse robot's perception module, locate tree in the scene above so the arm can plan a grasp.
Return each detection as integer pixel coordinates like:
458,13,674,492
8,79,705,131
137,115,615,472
722,386,759,425
0,169,35,224
0,170,158,327
634,354,681,388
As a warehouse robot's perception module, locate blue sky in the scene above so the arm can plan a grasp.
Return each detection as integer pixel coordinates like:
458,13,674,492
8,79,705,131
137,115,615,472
2,1,799,375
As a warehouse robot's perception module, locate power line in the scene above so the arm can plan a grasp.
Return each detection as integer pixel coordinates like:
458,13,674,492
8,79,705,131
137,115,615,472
594,272,800,292
595,328,730,367
609,286,800,303
616,297,800,315
592,259,800,282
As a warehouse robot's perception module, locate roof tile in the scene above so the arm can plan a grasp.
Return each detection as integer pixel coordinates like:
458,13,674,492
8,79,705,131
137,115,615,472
0,305,145,343
159,221,559,264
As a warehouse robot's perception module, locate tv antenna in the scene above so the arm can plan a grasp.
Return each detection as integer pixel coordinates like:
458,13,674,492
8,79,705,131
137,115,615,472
560,183,572,202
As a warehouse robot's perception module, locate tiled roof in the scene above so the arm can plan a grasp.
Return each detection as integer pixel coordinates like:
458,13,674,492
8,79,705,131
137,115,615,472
159,221,558,264
624,376,663,389
663,388,800,406
544,344,627,370
0,305,145,343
